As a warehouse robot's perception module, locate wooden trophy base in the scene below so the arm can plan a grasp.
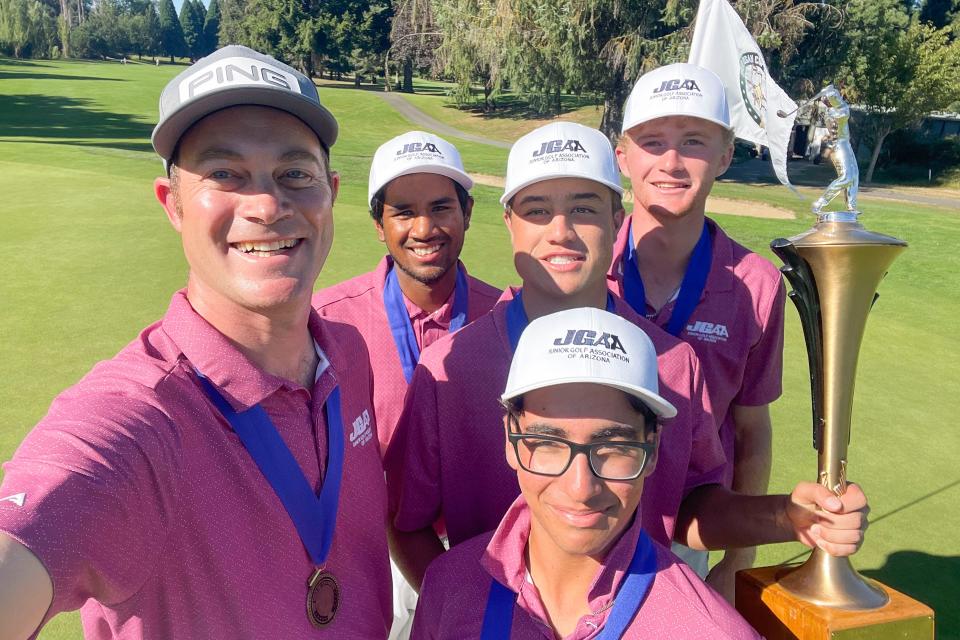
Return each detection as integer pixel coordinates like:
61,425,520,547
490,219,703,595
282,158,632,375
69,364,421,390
736,565,934,639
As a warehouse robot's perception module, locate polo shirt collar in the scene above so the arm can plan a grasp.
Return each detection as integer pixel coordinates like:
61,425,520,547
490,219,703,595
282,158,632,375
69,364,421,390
161,290,333,412
480,495,645,617
703,217,735,295
378,254,469,324
608,214,736,298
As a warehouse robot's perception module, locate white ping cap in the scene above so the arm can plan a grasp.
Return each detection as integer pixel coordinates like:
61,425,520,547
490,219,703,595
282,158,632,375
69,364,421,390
502,307,677,419
500,122,623,206
621,63,732,135
368,131,473,208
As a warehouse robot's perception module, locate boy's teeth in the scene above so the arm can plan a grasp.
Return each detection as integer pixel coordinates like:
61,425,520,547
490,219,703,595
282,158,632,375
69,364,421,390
547,256,577,264
412,246,440,256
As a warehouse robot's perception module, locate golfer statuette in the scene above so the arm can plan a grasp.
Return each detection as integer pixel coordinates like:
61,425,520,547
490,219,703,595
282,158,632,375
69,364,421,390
736,86,934,640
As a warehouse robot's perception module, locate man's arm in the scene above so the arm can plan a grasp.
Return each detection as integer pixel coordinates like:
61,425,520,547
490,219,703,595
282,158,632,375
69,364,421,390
676,481,869,556
704,403,774,599
387,523,445,593
730,403,773,496
0,533,53,640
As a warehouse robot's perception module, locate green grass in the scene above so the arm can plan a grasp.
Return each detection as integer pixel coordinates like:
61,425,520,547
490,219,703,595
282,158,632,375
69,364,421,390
1,57,958,639
321,75,604,143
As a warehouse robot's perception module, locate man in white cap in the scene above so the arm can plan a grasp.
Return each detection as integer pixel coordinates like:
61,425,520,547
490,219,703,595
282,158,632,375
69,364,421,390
611,62,785,597
313,131,499,638
0,45,391,639
413,307,761,639
386,121,868,596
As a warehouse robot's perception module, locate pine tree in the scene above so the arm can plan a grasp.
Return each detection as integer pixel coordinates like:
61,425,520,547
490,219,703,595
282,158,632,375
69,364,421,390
194,0,207,26
203,0,221,53
157,0,185,62
180,0,203,60
143,2,161,58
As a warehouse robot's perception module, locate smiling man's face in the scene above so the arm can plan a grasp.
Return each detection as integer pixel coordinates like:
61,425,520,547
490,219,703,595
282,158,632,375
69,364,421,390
616,115,732,222
155,105,338,317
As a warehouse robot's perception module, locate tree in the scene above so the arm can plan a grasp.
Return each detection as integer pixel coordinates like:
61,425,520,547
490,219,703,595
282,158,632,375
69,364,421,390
430,0,825,139
388,0,440,93
194,0,207,26
180,0,203,60
0,0,57,58
142,2,162,57
839,0,960,182
202,0,220,53
158,0,185,62
217,0,246,45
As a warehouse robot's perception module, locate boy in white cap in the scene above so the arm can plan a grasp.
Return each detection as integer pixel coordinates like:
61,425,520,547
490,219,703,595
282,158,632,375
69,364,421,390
412,307,761,639
314,131,499,452
0,46,391,638
386,121,868,597
313,131,499,638
611,62,785,596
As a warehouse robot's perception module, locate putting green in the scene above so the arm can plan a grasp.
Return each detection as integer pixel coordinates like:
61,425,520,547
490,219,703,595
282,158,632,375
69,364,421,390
1,58,957,639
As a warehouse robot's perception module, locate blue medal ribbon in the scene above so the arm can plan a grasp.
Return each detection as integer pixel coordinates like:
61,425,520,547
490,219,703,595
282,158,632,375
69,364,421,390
621,220,713,337
384,263,470,383
505,290,617,352
196,372,344,567
480,529,658,639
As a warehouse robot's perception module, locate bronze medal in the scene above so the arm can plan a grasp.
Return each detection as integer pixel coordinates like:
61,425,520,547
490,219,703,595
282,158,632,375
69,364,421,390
306,567,341,628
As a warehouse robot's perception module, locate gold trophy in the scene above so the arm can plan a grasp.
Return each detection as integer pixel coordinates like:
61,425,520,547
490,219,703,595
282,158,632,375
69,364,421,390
735,87,934,639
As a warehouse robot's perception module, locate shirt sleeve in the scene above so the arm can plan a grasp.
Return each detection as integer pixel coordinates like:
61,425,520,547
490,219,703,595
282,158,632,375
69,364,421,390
734,274,786,407
0,389,181,620
682,352,727,496
384,363,443,532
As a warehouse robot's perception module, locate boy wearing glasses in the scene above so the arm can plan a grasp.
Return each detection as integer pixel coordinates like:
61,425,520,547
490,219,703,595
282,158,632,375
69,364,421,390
411,307,760,639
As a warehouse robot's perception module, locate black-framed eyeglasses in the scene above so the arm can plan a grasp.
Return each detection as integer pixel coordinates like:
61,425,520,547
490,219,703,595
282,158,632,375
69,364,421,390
506,413,656,481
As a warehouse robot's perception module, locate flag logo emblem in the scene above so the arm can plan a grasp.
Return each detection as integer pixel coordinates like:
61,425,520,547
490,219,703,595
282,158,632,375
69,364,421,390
739,52,766,127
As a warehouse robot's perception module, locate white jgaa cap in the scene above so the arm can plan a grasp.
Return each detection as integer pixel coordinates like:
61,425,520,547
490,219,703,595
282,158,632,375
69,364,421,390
621,63,731,135
502,307,677,419
368,131,473,208
152,45,338,163
500,122,623,206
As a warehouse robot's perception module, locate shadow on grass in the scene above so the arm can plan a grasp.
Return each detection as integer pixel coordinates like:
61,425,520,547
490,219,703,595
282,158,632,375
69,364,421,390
0,57,48,67
721,157,843,188
862,551,957,637
19,138,156,155
0,94,152,141
316,80,387,93
0,71,125,82
449,92,601,122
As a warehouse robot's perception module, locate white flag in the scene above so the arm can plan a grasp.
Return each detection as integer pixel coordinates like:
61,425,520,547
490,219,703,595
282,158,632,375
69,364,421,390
688,0,798,189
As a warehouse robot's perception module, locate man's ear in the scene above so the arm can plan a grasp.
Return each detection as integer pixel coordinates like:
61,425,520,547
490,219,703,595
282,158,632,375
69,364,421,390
716,143,734,178
502,207,514,242
644,425,662,477
154,177,181,232
504,416,519,472
374,218,386,243
463,196,474,231
613,205,626,233
328,170,340,204
615,142,632,179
